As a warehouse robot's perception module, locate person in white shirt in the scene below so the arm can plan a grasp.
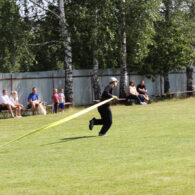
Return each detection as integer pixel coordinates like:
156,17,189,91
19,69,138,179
127,80,146,105
10,91,23,118
58,88,66,112
0,89,16,118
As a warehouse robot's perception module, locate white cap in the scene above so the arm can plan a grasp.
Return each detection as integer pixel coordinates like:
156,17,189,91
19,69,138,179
110,77,119,83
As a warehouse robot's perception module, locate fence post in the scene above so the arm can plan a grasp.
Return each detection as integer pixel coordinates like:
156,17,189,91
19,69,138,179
160,75,162,96
52,73,54,90
10,74,13,92
91,74,94,101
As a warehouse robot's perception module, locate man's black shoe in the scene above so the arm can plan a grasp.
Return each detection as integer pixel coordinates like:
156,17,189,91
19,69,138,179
89,118,95,130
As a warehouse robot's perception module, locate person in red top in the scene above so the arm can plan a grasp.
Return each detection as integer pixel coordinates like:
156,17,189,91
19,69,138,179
52,88,59,113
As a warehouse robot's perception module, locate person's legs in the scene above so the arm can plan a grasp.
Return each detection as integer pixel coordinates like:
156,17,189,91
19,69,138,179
61,104,65,112
94,107,105,125
89,106,104,130
17,106,21,116
62,103,65,112
15,106,18,117
143,94,149,101
99,106,112,135
15,107,18,117
129,95,142,104
138,94,145,102
93,118,103,125
59,103,65,112
5,104,14,118
30,102,35,115
54,103,58,113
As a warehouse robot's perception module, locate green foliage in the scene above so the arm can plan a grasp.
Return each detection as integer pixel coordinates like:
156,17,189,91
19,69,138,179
145,22,194,76
125,0,161,71
66,0,119,69
0,0,194,74
0,0,35,73
29,5,64,71
181,0,195,55
144,0,195,76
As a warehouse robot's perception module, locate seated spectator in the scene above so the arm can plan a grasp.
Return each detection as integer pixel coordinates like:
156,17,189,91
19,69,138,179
28,87,40,115
10,91,23,118
127,80,146,105
52,88,59,113
0,89,16,118
58,88,65,112
137,80,150,102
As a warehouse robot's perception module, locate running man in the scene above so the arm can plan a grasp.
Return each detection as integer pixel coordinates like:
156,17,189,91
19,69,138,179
89,77,118,136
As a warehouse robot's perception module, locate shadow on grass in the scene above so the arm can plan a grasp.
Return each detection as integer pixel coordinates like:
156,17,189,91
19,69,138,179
42,135,97,146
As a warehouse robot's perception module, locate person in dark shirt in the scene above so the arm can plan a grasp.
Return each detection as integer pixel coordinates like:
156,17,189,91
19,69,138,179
89,77,118,136
137,80,150,101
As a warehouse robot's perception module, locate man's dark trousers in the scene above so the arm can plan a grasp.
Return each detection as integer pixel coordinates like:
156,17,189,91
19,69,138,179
127,94,144,104
53,103,58,113
94,105,112,135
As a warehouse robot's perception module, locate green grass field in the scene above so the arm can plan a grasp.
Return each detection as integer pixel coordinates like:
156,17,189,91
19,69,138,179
0,98,195,195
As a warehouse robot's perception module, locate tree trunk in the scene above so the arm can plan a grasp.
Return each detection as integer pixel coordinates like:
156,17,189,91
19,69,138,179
23,0,29,18
164,73,170,94
58,0,73,103
163,0,172,22
186,65,193,96
119,0,128,98
92,55,101,100
92,9,101,100
163,0,172,94
187,2,195,96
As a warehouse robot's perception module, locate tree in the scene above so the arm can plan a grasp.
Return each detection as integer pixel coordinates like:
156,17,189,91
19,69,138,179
147,21,193,93
186,65,193,95
145,0,194,93
184,0,195,94
25,0,74,102
92,8,101,100
58,0,73,103
162,0,194,93
66,0,119,98
118,0,161,97
119,0,128,98
163,0,173,93
0,0,35,73
28,5,64,71
5,0,193,100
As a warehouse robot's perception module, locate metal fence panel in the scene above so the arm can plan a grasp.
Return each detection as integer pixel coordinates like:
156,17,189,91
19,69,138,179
0,68,194,106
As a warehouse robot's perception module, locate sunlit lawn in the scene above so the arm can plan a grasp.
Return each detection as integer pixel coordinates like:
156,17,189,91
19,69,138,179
0,98,195,194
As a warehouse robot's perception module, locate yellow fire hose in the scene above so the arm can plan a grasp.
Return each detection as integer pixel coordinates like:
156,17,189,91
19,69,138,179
0,98,115,149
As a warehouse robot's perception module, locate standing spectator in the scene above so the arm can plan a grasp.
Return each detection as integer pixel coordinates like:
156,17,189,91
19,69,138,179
10,91,23,118
0,89,16,118
127,80,146,105
58,88,66,112
137,80,150,102
52,88,59,113
28,87,40,115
